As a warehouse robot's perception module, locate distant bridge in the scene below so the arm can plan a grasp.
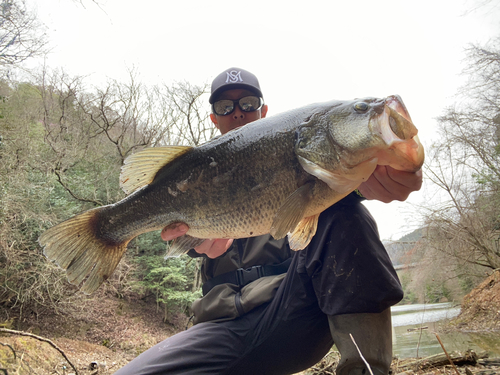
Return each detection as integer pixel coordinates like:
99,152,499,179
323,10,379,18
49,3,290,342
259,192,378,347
393,262,420,271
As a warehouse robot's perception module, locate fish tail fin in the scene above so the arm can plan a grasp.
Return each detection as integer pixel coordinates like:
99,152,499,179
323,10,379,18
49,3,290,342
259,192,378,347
39,208,129,294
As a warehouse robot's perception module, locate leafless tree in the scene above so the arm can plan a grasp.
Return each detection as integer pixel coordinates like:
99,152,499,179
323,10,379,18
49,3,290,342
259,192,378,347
75,71,215,163
0,0,47,66
421,38,500,274
157,81,216,146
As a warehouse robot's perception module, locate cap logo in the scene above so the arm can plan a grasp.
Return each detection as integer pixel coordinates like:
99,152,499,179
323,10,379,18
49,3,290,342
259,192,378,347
226,70,243,84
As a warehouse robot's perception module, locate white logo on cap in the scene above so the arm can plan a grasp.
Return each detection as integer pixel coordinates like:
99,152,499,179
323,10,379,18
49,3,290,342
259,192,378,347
226,70,243,83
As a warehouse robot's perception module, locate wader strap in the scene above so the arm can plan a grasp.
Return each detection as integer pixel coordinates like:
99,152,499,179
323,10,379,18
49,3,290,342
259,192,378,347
202,258,292,296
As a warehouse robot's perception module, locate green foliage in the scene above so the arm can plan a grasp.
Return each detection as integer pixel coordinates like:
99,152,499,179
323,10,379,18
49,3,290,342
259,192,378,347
398,272,419,304
0,74,142,319
458,274,476,295
131,233,201,321
425,282,452,304
0,78,90,318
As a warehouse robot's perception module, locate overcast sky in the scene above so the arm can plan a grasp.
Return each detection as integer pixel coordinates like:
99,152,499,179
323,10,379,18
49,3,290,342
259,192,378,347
27,0,500,240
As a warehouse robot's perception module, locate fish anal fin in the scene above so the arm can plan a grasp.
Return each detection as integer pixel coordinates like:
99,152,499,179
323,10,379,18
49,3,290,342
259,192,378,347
120,146,193,195
165,235,206,258
287,214,320,250
270,182,315,240
39,208,130,294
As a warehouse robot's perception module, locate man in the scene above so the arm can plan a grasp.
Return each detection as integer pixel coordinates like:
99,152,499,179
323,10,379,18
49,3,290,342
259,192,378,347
115,68,423,375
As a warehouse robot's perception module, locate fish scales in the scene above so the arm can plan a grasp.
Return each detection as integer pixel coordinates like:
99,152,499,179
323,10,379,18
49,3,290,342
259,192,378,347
39,96,425,293
97,109,311,241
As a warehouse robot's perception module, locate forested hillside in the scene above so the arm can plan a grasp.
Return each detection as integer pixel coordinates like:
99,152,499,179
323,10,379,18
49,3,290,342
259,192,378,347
0,64,218,326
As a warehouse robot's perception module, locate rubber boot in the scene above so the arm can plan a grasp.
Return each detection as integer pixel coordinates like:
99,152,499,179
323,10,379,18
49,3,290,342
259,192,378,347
328,308,393,375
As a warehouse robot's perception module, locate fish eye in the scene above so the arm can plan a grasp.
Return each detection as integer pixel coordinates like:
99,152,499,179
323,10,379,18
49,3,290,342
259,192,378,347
354,102,369,112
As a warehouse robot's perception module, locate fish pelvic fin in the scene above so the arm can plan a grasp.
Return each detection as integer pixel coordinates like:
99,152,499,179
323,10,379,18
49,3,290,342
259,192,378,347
165,234,205,258
39,209,129,294
270,182,315,240
120,146,193,195
287,214,320,250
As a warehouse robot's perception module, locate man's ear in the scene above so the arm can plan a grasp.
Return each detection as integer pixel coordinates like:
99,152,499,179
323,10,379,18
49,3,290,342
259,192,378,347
261,104,268,119
210,113,220,129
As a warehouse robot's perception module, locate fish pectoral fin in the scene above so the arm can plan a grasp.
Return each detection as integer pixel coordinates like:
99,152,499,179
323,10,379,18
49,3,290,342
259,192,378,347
120,146,193,195
39,208,129,294
287,214,320,251
165,235,206,258
298,156,377,193
270,182,314,240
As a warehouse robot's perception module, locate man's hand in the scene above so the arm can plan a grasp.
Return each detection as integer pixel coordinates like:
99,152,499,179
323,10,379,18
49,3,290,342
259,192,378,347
161,222,233,259
357,165,423,203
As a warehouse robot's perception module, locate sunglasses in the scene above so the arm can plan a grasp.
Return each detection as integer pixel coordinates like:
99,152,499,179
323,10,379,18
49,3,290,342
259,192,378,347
212,96,263,116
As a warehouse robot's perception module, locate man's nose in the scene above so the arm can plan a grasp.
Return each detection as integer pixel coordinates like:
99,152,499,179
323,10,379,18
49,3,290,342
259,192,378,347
232,107,245,120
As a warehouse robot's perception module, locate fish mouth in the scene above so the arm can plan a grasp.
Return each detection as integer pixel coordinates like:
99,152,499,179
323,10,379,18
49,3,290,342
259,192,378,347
380,95,418,142
373,95,425,171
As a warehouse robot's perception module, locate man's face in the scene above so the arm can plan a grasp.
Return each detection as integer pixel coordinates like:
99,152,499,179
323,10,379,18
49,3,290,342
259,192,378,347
210,89,268,135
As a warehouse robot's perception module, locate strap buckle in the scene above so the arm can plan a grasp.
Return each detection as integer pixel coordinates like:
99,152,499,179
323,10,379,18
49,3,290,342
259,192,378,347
235,265,264,287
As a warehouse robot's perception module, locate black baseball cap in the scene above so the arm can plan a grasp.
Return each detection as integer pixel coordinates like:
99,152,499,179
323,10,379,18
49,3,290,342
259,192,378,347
209,67,263,104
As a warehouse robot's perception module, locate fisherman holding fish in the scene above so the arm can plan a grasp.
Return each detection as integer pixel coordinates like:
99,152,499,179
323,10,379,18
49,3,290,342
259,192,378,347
111,68,423,375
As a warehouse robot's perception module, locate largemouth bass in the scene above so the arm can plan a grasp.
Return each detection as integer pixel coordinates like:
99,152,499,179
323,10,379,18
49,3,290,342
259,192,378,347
39,95,424,294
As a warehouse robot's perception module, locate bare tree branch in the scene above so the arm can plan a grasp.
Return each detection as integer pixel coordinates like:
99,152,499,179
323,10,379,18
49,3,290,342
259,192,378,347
0,328,79,375
54,170,103,206
0,0,47,66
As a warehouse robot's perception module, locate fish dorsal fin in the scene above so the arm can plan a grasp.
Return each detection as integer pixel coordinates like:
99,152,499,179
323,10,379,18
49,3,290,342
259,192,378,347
287,214,320,250
120,146,193,195
270,182,315,240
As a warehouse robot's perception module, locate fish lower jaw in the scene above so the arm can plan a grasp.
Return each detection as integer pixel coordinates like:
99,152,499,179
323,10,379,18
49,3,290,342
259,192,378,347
374,136,425,172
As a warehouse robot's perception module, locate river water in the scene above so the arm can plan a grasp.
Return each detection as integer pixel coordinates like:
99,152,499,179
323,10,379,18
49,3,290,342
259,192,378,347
391,303,500,358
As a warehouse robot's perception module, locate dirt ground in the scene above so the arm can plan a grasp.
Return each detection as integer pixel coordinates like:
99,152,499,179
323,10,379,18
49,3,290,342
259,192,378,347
449,269,500,332
1,270,499,375
0,291,179,374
